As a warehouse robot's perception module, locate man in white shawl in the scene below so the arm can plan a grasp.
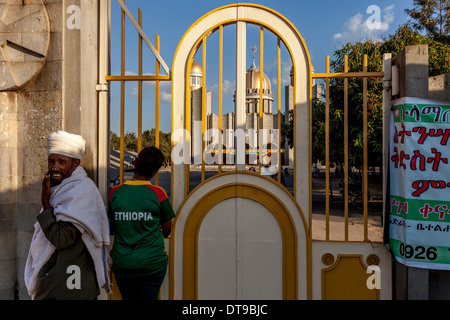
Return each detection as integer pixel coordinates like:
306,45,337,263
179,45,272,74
25,130,110,300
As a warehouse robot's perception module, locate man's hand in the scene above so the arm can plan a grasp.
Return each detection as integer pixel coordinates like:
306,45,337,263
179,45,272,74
41,172,51,210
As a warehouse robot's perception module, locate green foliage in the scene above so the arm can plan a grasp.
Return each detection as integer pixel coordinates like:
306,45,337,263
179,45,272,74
404,0,450,37
124,132,138,151
380,24,450,76
110,129,172,162
110,131,120,150
310,24,450,169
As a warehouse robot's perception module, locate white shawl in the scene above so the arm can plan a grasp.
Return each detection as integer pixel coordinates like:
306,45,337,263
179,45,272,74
24,166,110,299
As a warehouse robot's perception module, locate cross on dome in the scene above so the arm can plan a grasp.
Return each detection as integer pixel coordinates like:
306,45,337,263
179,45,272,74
248,43,259,66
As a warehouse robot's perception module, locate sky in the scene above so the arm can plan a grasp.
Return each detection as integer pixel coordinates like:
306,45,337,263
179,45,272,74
109,0,413,135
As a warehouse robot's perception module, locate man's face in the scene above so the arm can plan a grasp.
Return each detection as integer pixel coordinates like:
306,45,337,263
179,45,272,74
47,154,80,186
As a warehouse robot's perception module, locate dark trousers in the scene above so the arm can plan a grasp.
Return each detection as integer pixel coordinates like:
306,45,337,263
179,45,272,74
115,268,167,300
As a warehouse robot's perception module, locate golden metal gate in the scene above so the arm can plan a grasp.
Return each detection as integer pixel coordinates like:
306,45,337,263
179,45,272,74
105,2,392,300
312,55,385,242
105,0,171,187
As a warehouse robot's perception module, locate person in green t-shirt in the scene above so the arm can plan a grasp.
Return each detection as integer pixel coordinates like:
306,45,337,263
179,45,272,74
108,146,175,300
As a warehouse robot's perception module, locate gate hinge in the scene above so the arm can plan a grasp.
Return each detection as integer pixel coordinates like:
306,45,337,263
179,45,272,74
96,83,109,92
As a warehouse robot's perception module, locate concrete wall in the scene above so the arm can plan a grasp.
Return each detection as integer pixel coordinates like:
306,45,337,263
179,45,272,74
392,45,429,100
0,0,100,299
429,73,450,102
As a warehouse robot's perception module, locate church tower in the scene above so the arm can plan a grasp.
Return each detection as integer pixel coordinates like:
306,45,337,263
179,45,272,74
190,48,279,166
190,60,211,163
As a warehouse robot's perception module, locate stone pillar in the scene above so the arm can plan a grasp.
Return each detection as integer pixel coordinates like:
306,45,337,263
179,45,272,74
391,45,429,300
392,45,429,100
0,0,62,300
63,0,99,182
0,0,101,299
0,92,18,300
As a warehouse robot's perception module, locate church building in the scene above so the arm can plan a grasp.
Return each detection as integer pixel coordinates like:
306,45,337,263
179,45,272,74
190,53,282,166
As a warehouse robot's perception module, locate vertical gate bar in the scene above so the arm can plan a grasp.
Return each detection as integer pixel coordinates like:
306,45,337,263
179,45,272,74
185,55,193,197
363,54,368,241
116,0,170,75
218,25,223,174
259,26,264,173
277,37,281,184
155,33,160,186
382,53,392,244
235,21,246,171
344,55,349,241
137,9,143,153
201,37,206,182
308,59,312,238
120,3,125,184
325,56,330,240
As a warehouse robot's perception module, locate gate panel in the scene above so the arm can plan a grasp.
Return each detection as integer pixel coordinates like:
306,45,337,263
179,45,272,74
309,53,393,299
170,173,308,300
197,198,283,299
240,199,283,299
197,199,237,299
312,242,392,300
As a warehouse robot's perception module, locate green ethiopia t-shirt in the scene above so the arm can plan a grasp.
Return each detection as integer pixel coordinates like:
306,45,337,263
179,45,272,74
108,180,175,277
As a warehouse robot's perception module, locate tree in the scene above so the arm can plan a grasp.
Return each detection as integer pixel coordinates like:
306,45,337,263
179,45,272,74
380,24,450,76
405,0,450,38
142,129,172,162
312,40,385,170
110,131,120,150
110,129,172,164
311,24,449,173
124,132,138,151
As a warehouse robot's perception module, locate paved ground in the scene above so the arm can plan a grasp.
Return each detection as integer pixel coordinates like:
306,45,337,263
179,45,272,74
310,175,384,242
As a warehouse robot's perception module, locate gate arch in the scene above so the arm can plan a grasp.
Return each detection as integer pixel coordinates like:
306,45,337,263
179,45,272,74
171,3,311,213
170,4,312,299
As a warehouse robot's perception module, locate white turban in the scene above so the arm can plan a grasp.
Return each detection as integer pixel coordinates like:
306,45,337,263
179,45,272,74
47,130,86,160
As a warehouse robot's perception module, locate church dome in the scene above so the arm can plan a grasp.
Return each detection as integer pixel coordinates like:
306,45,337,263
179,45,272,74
191,60,203,77
190,60,203,90
246,61,271,91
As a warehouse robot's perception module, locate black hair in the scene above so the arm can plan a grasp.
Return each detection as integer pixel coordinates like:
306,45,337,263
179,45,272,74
134,146,165,178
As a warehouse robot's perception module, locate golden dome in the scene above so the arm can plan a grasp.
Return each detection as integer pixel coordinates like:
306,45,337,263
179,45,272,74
191,60,203,77
246,61,271,90
190,60,203,90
